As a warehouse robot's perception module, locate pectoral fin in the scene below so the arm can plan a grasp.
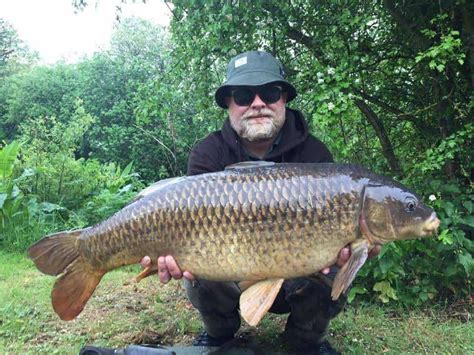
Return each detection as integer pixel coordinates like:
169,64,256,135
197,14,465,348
331,240,369,300
135,265,158,282
239,278,284,326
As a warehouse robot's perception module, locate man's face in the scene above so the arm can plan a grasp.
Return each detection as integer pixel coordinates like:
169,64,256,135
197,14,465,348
226,84,287,142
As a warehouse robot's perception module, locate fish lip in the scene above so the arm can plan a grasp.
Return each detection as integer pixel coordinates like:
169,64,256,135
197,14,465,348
422,213,440,235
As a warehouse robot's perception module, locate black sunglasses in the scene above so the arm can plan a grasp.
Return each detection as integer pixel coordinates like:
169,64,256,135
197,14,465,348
229,85,284,106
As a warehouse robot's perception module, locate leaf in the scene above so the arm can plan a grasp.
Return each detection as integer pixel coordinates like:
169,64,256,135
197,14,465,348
0,141,21,178
0,193,7,209
462,215,474,228
347,286,367,303
39,202,64,213
458,252,473,276
463,201,473,214
442,184,461,194
373,281,398,303
443,201,456,216
437,229,453,245
11,185,20,199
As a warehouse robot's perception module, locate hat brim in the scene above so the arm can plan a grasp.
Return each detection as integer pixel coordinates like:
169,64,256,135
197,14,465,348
215,74,297,108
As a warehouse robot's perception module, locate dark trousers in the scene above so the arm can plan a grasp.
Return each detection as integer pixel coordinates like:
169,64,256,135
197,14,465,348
183,266,346,346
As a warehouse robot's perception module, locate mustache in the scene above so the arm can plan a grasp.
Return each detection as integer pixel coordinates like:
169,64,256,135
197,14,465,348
241,109,275,120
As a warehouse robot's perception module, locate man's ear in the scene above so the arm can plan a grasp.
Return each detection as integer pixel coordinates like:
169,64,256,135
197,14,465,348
281,91,288,103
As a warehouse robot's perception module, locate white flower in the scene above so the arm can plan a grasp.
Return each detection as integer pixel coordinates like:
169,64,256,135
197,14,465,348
328,102,335,111
429,194,437,201
316,71,324,78
318,78,324,84
355,78,360,84
327,67,336,75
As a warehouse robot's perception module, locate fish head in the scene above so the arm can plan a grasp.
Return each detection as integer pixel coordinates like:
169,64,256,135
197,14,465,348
362,183,440,243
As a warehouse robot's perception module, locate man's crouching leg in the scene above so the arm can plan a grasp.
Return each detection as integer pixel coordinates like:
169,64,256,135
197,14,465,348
184,279,241,345
282,267,346,353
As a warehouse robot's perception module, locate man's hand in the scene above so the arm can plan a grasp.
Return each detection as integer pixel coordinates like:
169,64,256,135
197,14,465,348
320,244,382,274
140,255,195,284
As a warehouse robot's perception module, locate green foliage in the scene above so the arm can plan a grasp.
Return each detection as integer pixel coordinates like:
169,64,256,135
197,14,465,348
75,18,184,180
352,124,473,305
415,14,466,72
0,63,79,139
0,99,142,251
0,141,62,250
72,161,142,226
18,99,96,208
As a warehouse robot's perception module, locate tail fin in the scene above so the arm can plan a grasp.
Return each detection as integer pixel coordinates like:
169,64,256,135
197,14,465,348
52,258,104,320
28,229,86,275
28,229,104,320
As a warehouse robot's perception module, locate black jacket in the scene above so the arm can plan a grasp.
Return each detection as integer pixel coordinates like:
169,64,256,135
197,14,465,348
187,108,333,176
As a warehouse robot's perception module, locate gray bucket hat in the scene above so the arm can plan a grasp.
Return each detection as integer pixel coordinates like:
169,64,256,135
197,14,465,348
215,51,297,108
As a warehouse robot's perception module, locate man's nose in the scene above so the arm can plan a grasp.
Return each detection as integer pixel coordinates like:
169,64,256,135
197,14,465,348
250,94,266,109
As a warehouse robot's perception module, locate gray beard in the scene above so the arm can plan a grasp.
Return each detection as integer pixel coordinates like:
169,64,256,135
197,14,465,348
239,119,280,142
235,108,285,142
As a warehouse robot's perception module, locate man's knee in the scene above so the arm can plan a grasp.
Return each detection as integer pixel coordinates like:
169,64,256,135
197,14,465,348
285,276,347,320
282,276,347,346
184,279,241,314
184,279,241,338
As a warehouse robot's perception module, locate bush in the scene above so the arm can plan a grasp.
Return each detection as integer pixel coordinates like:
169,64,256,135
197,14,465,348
0,101,143,251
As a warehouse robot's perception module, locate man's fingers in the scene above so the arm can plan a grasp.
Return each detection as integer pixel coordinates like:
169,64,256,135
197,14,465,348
158,256,171,284
336,247,351,267
154,255,194,284
183,271,196,281
140,255,151,268
368,245,382,258
165,255,183,280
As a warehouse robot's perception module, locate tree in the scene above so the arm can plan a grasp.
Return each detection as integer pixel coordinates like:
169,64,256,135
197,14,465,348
0,18,37,77
0,64,79,139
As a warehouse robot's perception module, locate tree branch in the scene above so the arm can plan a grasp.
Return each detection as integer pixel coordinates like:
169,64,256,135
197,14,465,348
353,89,433,134
354,99,402,174
382,0,430,50
261,3,326,60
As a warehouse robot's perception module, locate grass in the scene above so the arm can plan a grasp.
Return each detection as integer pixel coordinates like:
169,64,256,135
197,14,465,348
1,251,472,354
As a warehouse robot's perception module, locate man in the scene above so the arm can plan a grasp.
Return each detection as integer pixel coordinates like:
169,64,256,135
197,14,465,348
141,50,380,354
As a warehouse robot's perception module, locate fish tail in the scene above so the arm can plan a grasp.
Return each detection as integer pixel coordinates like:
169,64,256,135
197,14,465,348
52,258,104,320
28,229,105,320
28,229,85,275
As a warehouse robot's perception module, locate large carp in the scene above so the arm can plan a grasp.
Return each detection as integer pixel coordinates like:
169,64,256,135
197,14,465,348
29,162,439,324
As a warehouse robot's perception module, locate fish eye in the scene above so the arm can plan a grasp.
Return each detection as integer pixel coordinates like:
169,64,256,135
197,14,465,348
405,197,417,212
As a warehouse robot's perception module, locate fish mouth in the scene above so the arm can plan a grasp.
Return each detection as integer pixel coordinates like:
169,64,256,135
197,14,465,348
421,212,440,236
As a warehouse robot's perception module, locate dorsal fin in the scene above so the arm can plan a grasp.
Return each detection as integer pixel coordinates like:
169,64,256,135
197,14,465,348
129,177,185,204
225,161,275,170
